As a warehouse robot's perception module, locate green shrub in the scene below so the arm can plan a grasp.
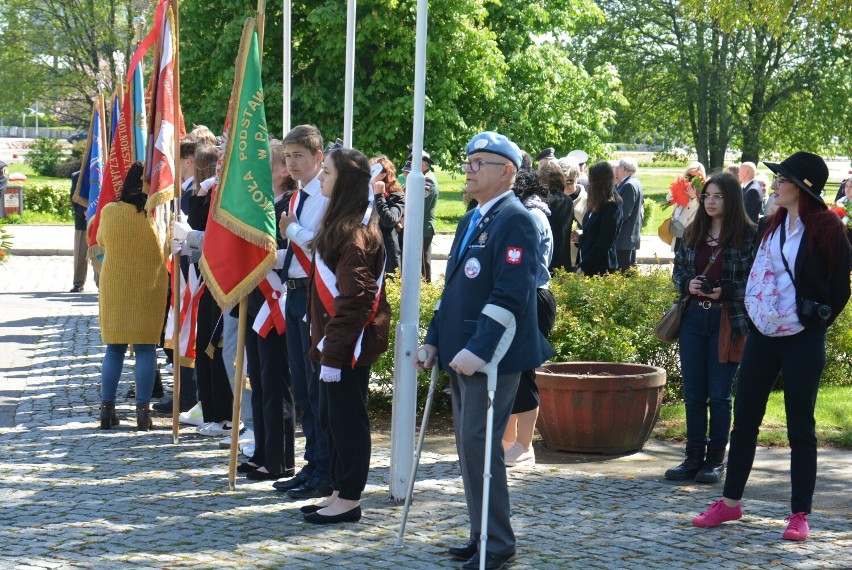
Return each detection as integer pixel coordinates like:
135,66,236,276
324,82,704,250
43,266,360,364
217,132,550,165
371,273,451,410
25,137,66,177
70,141,87,159
642,197,655,230
54,157,82,180
23,182,73,220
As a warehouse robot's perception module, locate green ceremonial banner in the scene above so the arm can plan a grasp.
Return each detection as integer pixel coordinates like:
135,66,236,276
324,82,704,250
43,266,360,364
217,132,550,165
211,17,276,250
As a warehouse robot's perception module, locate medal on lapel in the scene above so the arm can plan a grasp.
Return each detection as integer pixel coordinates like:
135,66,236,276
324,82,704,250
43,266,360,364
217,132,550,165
478,232,488,245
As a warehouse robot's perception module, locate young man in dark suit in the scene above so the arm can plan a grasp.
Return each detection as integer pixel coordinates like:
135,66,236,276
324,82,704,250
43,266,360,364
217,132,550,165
416,132,553,570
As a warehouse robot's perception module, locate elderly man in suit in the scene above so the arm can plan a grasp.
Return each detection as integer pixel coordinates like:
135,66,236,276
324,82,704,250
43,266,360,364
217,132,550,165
415,132,553,570
613,157,644,271
739,161,762,223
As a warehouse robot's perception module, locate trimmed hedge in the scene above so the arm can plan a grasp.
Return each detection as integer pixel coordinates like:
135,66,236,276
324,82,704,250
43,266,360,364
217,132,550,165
22,182,74,221
374,268,852,406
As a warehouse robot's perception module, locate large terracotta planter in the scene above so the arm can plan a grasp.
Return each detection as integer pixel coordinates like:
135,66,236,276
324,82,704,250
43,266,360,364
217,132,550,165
536,362,666,455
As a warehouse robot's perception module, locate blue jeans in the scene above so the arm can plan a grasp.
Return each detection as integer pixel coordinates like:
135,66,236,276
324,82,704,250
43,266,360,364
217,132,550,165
101,343,157,405
678,303,739,448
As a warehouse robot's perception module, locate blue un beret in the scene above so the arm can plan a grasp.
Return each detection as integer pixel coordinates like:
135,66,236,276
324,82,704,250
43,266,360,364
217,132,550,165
466,131,522,169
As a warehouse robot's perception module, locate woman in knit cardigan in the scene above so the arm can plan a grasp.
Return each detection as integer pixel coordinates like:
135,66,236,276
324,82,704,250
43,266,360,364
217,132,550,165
96,162,167,430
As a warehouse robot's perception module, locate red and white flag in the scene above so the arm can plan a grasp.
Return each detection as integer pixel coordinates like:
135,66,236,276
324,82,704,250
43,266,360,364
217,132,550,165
164,263,205,367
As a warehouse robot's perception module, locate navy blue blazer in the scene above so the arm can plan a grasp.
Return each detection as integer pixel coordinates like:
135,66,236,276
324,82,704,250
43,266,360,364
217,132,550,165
425,193,554,374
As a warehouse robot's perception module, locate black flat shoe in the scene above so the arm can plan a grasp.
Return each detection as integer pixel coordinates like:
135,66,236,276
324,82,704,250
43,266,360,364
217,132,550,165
299,504,322,514
246,469,282,481
448,540,477,560
303,506,361,524
287,479,333,500
273,469,310,492
237,462,260,474
462,550,517,570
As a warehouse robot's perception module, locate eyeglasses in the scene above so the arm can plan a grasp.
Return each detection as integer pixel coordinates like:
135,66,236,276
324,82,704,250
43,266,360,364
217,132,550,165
774,176,792,185
460,160,507,173
685,174,695,182
700,194,724,203
565,179,576,184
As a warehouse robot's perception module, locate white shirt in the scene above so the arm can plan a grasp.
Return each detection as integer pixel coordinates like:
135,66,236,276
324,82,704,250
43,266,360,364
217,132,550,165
284,174,328,279
771,216,804,314
181,176,194,193
477,189,515,218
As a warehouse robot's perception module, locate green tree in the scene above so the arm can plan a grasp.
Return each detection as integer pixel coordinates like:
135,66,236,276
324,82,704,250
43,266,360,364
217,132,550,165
179,0,622,167
582,0,850,166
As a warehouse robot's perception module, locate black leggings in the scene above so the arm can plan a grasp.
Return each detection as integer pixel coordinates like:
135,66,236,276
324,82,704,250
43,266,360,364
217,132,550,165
723,326,826,514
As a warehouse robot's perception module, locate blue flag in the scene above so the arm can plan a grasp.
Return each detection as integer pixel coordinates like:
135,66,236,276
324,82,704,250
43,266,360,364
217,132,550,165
72,99,105,215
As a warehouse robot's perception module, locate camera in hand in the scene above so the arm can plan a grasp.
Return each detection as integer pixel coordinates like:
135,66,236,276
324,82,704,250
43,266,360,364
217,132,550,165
697,276,719,295
800,298,832,324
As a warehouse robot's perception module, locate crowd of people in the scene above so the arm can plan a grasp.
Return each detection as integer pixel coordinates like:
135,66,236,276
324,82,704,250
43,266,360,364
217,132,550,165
80,117,851,569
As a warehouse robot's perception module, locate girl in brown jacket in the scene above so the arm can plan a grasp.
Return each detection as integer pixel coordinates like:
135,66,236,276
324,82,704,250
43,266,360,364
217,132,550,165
303,148,391,524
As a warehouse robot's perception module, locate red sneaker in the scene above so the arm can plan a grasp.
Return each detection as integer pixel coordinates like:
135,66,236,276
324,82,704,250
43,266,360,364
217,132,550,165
782,512,809,541
692,500,743,528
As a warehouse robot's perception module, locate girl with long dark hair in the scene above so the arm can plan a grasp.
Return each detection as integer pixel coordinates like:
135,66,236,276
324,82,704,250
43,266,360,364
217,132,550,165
666,172,755,484
575,161,623,276
302,148,391,524
692,152,851,541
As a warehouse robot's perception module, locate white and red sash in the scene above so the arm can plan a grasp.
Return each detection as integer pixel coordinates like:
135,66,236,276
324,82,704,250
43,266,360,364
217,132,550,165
314,252,384,368
287,191,313,276
164,262,205,367
252,271,287,338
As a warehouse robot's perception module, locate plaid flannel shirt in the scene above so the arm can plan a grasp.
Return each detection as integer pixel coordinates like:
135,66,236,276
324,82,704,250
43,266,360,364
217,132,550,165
672,231,757,336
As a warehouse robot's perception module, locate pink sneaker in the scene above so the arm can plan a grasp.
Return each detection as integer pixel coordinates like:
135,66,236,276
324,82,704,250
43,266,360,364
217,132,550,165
692,500,743,528
782,512,809,541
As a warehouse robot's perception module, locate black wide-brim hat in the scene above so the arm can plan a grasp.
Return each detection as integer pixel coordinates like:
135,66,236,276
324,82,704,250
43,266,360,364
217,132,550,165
763,151,828,203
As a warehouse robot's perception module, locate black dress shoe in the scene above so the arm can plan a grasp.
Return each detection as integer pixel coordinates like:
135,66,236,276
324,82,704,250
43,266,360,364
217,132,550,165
299,504,322,514
236,462,260,474
272,469,310,492
448,540,478,560
69,286,84,293
462,550,517,570
303,506,361,524
287,478,333,500
246,469,282,481
152,400,195,415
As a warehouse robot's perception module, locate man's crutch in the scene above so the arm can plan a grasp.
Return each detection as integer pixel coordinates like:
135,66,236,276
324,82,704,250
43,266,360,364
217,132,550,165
476,304,516,570
395,351,441,546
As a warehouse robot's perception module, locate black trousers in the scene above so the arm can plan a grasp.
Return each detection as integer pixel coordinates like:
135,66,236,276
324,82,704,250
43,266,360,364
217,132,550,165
616,249,636,271
195,288,232,423
319,365,371,500
512,287,556,414
723,326,826,514
245,324,295,473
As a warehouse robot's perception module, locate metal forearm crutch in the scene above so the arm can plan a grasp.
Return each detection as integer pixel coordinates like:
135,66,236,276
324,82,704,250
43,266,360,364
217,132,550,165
396,352,441,546
477,304,516,570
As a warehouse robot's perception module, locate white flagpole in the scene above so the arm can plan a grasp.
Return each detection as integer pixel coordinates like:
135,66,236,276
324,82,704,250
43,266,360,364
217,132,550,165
282,0,291,135
389,0,428,502
342,0,356,148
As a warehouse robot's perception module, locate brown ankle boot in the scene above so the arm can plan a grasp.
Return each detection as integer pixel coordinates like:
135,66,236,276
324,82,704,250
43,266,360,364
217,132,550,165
136,403,153,431
99,401,119,429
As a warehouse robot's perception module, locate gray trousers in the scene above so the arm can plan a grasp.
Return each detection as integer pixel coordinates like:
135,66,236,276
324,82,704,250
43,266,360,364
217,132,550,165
222,312,253,429
72,229,88,288
449,369,520,556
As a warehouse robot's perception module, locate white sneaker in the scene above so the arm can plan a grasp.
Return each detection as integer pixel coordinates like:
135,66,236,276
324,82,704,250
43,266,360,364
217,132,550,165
239,442,255,458
178,403,204,426
218,428,255,449
197,421,243,437
505,443,535,467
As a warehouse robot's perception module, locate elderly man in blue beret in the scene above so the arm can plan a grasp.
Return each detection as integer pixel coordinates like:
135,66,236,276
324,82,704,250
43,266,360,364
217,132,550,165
416,131,554,570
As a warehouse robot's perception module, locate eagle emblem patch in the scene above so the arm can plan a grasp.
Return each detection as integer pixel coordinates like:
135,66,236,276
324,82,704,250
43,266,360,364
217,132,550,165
506,247,522,264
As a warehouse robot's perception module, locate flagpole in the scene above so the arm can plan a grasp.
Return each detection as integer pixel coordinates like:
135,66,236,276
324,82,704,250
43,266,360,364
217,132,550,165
390,0,429,502
228,6,268,491
171,0,183,445
282,0,291,135
343,0,356,147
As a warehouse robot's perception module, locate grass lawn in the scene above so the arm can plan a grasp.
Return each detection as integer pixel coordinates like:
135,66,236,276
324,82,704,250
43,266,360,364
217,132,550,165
653,385,852,448
7,163,67,186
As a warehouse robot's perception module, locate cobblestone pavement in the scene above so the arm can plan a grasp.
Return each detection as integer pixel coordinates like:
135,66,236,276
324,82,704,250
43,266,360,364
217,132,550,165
1,256,851,569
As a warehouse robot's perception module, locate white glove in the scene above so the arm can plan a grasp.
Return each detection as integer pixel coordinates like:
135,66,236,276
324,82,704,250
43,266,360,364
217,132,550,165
170,238,185,256
171,220,192,241
320,365,341,383
449,349,486,377
274,249,286,270
197,176,217,196
413,344,437,371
